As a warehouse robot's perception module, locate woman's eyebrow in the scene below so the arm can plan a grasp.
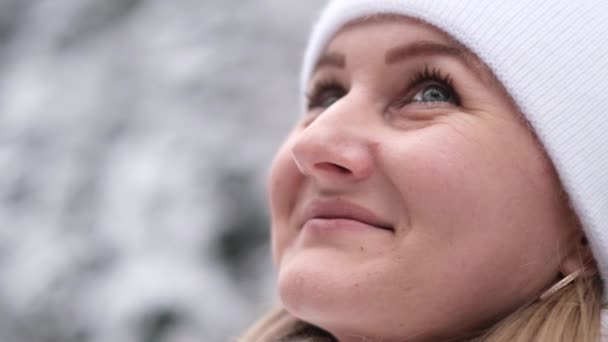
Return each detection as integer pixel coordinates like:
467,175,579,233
385,41,466,64
312,41,492,86
313,52,346,72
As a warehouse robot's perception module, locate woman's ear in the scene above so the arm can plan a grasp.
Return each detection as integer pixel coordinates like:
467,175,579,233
559,231,597,278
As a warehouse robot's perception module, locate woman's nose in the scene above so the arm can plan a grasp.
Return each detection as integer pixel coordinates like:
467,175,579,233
290,111,375,188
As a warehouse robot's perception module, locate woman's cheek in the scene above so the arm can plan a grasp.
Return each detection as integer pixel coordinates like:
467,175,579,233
384,130,480,230
267,135,304,266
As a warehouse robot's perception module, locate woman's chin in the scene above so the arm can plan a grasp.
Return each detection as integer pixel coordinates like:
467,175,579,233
276,249,454,342
278,251,354,315
276,248,385,337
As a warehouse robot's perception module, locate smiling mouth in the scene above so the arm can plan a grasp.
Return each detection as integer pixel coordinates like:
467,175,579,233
301,199,394,232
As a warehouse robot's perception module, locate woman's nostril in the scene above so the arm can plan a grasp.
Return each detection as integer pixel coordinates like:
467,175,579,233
315,162,352,174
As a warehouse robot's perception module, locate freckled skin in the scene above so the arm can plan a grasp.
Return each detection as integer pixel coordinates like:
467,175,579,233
268,17,579,342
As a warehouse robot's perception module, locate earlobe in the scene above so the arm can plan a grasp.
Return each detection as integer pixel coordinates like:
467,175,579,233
540,233,598,300
559,234,597,278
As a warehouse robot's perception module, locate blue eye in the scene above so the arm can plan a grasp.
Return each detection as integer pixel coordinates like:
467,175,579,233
412,84,455,103
399,65,461,107
306,79,347,110
317,90,343,108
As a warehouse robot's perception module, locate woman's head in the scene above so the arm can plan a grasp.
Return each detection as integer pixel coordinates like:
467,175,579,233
264,1,608,341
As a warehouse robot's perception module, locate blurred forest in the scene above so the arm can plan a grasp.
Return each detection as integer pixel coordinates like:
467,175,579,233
0,0,325,341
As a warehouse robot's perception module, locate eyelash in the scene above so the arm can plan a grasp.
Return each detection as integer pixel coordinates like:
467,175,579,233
306,78,346,110
400,64,461,106
305,64,460,110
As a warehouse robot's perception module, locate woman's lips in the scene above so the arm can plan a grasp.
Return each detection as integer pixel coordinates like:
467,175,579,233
300,199,394,232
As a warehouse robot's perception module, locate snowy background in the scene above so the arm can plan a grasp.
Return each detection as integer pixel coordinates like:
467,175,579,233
0,0,325,341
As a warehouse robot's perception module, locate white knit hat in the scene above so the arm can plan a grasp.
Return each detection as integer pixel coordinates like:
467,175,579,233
301,0,608,301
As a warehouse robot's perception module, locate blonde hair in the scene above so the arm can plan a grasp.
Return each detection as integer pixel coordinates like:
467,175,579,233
240,275,604,342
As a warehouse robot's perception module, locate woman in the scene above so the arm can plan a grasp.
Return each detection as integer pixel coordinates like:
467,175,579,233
242,1,608,341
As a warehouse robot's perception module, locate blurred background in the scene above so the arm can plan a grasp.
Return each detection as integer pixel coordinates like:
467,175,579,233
0,0,325,341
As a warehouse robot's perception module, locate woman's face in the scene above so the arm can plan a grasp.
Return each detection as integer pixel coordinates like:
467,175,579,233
268,17,578,341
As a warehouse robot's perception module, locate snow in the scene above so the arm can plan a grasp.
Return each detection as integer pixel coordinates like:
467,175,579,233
0,0,325,341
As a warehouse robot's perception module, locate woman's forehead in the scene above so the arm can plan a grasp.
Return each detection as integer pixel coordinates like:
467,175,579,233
336,15,459,47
